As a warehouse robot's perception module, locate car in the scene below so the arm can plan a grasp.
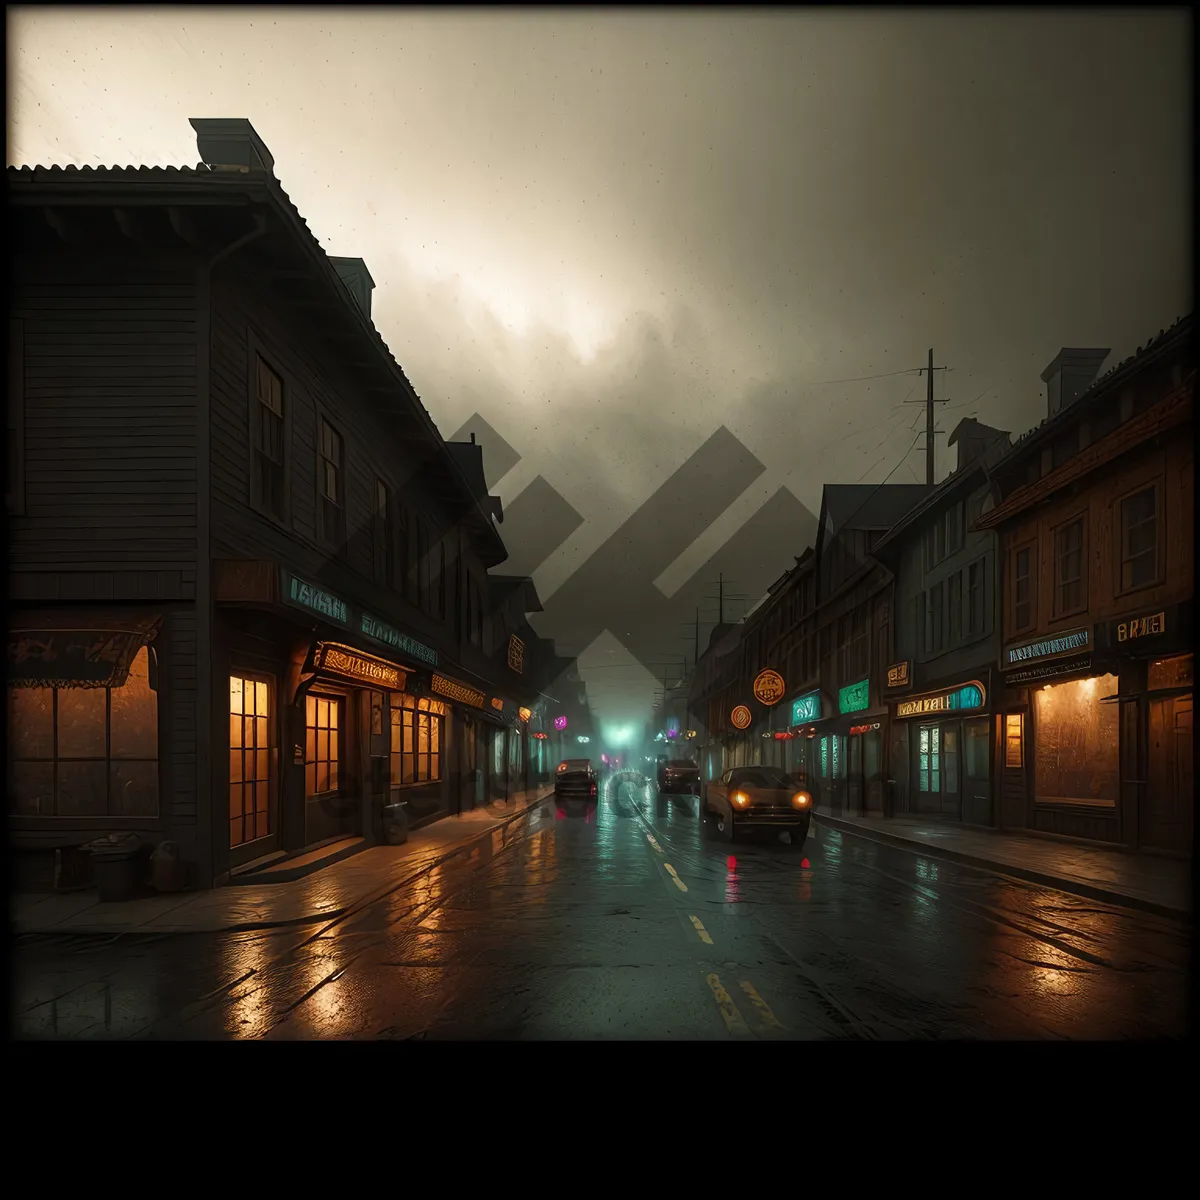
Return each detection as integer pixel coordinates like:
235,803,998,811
701,765,811,847
658,757,700,795
555,757,598,802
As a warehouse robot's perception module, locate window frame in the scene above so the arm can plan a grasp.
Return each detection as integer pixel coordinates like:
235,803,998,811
7,318,25,517
389,694,445,785
249,349,289,524
228,670,277,851
1052,513,1087,619
7,646,161,822
304,691,344,798
316,414,346,550
1004,711,1024,769
1012,540,1037,633
1115,480,1163,597
372,476,395,587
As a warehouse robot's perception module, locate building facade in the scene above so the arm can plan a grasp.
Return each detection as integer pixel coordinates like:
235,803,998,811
871,419,1011,825
7,118,537,889
975,320,1193,856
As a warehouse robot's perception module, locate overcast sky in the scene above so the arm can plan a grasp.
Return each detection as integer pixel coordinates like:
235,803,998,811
9,8,1191,727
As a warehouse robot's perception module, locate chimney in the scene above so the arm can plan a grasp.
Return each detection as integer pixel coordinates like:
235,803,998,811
189,118,275,174
1039,348,1110,419
328,257,375,321
947,418,1012,474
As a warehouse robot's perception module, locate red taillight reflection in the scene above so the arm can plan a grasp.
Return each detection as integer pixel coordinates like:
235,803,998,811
556,807,565,820
726,856,737,870
801,857,811,869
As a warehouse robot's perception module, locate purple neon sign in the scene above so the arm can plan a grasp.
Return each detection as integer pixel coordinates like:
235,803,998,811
554,715,568,730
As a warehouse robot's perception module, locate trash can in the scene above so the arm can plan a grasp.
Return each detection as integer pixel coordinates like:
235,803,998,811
86,833,143,903
148,840,187,892
382,802,409,846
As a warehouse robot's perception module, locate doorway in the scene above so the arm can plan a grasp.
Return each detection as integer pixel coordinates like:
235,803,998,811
304,689,358,843
1143,693,1193,854
915,723,962,817
228,672,279,860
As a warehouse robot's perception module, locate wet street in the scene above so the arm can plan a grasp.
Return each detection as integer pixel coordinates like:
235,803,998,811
12,774,1191,1040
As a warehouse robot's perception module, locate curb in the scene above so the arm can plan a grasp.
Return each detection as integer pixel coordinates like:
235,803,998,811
815,814,1191,923
14,790,556,938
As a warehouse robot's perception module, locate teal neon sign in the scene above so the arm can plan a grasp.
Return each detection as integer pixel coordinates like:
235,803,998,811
361,613,438,667
838,679,870,714
286,574,348,625
791,690,821,726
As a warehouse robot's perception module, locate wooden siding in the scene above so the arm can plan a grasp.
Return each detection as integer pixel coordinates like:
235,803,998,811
208,264,469,655
9,255,201,573
1000,434,1193,644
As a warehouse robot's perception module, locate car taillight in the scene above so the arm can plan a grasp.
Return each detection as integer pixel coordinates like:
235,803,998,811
589,784,597,797
557,763,568,773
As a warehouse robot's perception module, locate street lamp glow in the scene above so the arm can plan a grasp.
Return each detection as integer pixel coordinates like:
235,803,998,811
604,724,633,746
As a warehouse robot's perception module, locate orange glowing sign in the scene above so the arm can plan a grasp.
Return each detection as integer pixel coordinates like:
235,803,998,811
730,705,752,730
518,707,532,722
752,669,786,706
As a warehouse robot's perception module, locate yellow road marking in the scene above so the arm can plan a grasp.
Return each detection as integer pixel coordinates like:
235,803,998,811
706,973,750,1036
739,980,787,1032
663,863,688,892
645,833,663,853
689,915,713,945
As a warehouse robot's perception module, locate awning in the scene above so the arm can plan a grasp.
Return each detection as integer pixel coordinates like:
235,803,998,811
8,610,162,689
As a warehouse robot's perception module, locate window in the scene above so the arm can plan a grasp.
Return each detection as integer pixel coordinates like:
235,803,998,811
948,571,962,644
389,694,446,784
926,517,947,567
7,318,24,516
1014,545,1034,631
229,674,272,848
1033,674,1118,807
317,418,344,545
1004,713,1023,768
373,479,394,586
253,355,286,520
964,719,990,781
305,694,341,796
1119,486,1158,591
7,647,158,817
1054,517,1085,615
966,560,984,636
946,503,963,555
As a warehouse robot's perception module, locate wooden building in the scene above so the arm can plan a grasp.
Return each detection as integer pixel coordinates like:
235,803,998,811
870,419,1011,825
975,318,1194,856
7,117,543,889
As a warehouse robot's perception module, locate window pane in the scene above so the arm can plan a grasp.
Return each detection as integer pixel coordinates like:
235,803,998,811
57,687,107,758
230,784,243,821
10,761,54,815
8,687,54,758
230,675,244,715
110,649,158,758
431,718,440,753
317,729,329,762
305,726,316,760
230,749,243,783
256,748,269,781
430,752,440,781
255,780,269,814
307,695,316,724
330,730,339,763
418,716,429,755
110,760,158,816
306,763,316,796
329,760,339,790
402,751,414,784
57,760,107,816
255,680,269,715
316,762,329,793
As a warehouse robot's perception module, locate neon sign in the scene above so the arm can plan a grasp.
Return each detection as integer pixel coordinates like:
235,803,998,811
838,679,869,714
554,715,568,731
896,682,986,719
791,691,821,725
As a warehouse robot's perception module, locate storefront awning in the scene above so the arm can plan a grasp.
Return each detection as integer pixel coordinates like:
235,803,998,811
8,610,162,689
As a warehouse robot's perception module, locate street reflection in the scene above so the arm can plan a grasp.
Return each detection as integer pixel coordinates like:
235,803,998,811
223,932,272,1039
725,854,741,904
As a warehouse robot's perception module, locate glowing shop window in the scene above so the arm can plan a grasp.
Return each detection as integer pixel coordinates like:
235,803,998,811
229,675,271,848
1033,674,1118,807
820,737,829,777
1004,713,1024,768
831,735,842,778
305,694,341,796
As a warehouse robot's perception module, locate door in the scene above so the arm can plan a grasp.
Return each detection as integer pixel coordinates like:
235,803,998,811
847,734,864,815
304,690,358,843
228,673,278,860
864,729,884,814
1143,694,1193,854
941,724,961,817
915,724,942,814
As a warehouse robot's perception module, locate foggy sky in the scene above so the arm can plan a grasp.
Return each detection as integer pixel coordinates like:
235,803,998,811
9,8,1191,726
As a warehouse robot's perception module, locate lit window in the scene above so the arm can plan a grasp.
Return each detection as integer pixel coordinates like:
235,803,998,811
390,696,443,785
1119,486,1157,591
1033,675,1118,807
1004,713,1023,768
305,694,341,796
7,647,159,817
229,675,271,848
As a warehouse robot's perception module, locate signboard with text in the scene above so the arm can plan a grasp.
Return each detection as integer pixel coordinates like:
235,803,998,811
730,705,752,730
1004,626,1090,669
752,668,786,706
507,635,525,673
360,612,437,666
431,673,486,708
886,661,910,689
314,643,404,690
895,681,986,719
838,679,870,715
790,690,822,726
285,573,348,625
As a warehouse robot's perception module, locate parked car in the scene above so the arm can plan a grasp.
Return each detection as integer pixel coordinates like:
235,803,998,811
701,765,811,847
555,758,598,802
658,758,700,795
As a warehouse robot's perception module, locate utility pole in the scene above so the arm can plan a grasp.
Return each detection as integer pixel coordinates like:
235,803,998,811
907,349,950,484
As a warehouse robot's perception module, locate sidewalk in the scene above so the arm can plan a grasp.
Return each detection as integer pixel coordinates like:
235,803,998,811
814,811,1192,921
12,788,555,937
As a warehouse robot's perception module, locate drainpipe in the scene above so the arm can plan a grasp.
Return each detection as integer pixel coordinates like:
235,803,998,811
197,215,268,887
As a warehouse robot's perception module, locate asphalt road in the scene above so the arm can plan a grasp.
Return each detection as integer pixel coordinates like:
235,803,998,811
11,773,1191,1040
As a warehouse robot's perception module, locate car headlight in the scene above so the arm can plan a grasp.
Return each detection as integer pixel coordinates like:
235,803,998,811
730,790,750,809
557,763,567,773
791,791,811,810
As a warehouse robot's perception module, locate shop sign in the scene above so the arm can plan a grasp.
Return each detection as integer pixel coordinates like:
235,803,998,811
849,722,881,735
490,697,504,712
285,573,348,625
685,730,697,739
533,732,548,740
508,635,525,673
518,706,532,722
1117,611,1165,642
730,705,752,730
886,661,910,689
1007,655,1091,686
1005,626,1090,668
554,715,568,730
314,643,404,690
895,681,986,719
752,668,786,706
8,616,160,690
431,673,486,708
773,731,795,740
360,613,437,666
838,679,870,714
791,690,821,725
